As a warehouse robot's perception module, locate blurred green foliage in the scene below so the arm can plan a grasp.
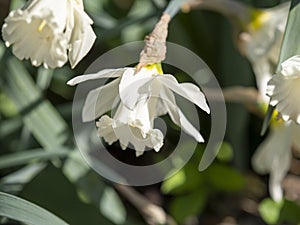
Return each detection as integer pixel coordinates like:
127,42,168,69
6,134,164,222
0,0,299,225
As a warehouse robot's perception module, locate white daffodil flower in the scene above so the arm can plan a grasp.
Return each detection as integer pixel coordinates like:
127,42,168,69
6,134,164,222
67,64,210,156
267,55,300,124
252,54,300,201
238,2,290,100
252,120,300,201
2,0,96,69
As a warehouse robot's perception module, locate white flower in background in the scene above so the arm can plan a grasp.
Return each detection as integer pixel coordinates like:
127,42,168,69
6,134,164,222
252,121,300,201
252,54,300,201
238,2,290,100
67,64,210,156
1,0,96,69
267,55,300,124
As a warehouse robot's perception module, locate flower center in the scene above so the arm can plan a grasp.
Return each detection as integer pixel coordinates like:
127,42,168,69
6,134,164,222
37,20,47,33
259,102,284,127
144,63,164,75
248,10,270,32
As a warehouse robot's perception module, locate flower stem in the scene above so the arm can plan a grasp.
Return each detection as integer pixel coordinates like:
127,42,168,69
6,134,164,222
137,13,170,69
184,0,253,31
164,0,187,18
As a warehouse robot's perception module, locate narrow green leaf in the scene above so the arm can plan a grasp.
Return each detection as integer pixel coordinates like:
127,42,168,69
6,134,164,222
0,192,68,225
100,187,127,224
0,149,70,170
278,0,300,65
36,67,54,91
5,58,68,149
261,105,275,136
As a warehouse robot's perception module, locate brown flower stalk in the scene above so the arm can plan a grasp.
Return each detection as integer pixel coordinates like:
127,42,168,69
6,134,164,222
137,13,171,70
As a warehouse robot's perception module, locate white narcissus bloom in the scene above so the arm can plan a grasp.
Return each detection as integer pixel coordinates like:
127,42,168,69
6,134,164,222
1,0,96,69
252,54,300,201
267,55,300,124
252,120,300,201
238,2,290,101
67,64,210,156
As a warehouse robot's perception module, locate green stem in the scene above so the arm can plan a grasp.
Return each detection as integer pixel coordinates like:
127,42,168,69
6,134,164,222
164,0,187,18
197,0,253,31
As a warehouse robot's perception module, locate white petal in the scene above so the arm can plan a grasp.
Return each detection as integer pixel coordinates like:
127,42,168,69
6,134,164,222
2,8,68,68
179,82,210,113
157,75,210,113
252,123,292,201
161,87,204,143
82,78,120,122
280,55,300,76
251,59,272,101
148,129,164,152
114,123,164,156
119,68,152,110
67,68,127,85
252,123,292,174
96,115,118,145
245,2,288,62
177,109,204,143
68,3,96,68
267,73,300,124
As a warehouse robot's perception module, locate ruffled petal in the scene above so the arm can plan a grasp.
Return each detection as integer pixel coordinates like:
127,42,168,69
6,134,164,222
267,74,300,124
280,55,300,76
2,8,68,68
96,115,118,145
114,123,164,157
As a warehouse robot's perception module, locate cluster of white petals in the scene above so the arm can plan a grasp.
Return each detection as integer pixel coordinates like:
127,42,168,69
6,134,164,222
67,65,210,156
252,121,300,201
252,54,300,201
2,0,96,69
239,2,289,101
244,2,300,201
267,55,300,124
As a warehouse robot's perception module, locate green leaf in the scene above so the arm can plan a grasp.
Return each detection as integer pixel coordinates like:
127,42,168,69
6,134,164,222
36,67,54,90
277,0,300,65
100,187,127,224
206,163,245,192
169,188,208,223
216,142,234,162
20,165,113,225
258,198,282,225
4,58,68,149
261,105,275,136
0,92,18,117
0,191,68,225
279,200,300,224
161,169,186,194
0,148,70,170
161,164,204,195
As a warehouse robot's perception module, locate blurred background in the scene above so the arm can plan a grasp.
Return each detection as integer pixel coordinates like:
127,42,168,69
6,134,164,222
0,0,299,225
